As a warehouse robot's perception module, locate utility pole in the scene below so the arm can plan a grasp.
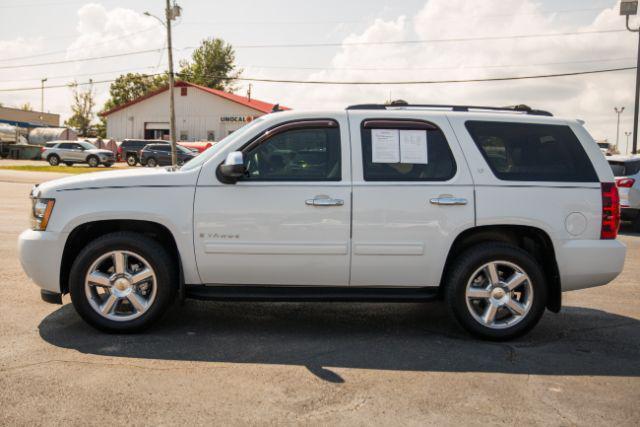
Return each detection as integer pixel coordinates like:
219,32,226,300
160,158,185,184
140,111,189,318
40,77,47,116
625,131,633,154
145,2,181,168
615,106,625,150
621,1,640,154
165,0,179,168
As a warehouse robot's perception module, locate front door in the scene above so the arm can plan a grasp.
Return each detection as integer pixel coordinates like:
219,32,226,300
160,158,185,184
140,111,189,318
348,112,475,287
194,117,352,286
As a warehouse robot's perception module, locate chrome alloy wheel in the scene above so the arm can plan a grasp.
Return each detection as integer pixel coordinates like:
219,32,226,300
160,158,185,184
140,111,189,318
84,250,157,322
465,260,533,330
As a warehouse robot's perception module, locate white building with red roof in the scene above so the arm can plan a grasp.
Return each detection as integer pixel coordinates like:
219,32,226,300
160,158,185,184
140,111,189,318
101,81,288,142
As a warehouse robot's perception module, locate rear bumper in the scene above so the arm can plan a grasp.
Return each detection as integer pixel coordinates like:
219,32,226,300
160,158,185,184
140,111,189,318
556,239,626,292
18,229,67,293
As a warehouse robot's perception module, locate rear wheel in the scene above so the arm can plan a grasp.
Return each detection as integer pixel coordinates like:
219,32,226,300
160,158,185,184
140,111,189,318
445,242,547,341
64,162,74,167
69,232,176,333
87,155,99,168
47,154,60,166
126,154,138,166
104,163,113,168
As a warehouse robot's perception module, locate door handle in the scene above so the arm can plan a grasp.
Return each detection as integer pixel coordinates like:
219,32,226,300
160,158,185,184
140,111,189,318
430,197,468,206
305,196,344,207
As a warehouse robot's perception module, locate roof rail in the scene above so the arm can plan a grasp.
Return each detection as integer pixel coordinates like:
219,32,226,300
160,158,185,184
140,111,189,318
346,102,553,116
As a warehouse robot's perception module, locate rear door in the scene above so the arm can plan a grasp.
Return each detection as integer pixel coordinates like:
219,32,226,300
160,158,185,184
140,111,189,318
348,111,475,287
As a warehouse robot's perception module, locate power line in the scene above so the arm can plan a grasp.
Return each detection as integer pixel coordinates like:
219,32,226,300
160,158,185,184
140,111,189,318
0,66,635,92
228,28,625,49
239,57,636,72
0,28,161,62
0,28,624,70
0,48,164,70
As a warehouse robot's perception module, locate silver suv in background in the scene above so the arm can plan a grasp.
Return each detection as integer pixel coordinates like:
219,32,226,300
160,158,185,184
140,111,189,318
608,155,640,230
41,141,115,168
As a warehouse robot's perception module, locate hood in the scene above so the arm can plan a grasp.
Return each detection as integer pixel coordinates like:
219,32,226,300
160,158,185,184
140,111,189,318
34,166,200,197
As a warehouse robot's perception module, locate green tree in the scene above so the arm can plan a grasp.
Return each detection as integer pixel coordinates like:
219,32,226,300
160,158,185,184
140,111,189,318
64,81,95,137
20,102,33,111
179,38,241,92
102,73,168,112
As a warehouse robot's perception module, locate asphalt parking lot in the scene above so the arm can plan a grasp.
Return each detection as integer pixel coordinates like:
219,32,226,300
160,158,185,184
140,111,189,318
0,170,639,425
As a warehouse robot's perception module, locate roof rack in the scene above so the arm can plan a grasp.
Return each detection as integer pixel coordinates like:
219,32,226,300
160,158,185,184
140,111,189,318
346,101,553,116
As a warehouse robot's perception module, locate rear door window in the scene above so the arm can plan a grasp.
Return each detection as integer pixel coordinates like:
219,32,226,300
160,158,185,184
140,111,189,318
465,121,598,182
360,119,456,181
609,160,640,177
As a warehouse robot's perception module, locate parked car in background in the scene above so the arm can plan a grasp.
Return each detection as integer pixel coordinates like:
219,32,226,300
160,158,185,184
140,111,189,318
118,139,169,166
140,143,198,167
608,155,640,230
179,141,213,153
597,141,616,156
38,141,59,160
41,141,114,167
19,104,625,340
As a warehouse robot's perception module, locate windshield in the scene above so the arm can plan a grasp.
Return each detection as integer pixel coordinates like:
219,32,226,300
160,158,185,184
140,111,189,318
180,117,267,171
79,141,97,150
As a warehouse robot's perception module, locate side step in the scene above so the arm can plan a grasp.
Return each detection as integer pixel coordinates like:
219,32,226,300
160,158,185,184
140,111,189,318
185,285,439,302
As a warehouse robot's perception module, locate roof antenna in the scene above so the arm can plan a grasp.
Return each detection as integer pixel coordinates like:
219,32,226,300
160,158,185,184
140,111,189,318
272,103,281,113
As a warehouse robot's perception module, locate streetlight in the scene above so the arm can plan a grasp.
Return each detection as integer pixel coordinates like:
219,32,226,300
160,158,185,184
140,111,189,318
40,77,47,114
144,0,181,168
625,131,633,154
621,0,639,154
615,106,625,150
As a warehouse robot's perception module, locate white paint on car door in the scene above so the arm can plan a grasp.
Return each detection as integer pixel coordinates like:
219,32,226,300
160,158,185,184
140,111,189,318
348,110,475,287
193,114,352,286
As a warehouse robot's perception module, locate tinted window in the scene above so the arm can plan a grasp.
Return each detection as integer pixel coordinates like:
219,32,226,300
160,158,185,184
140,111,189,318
609,160,640,177
465,121,598,182
154,145,170,152
243,126,341,181
58,143,73,149
361,121,456,181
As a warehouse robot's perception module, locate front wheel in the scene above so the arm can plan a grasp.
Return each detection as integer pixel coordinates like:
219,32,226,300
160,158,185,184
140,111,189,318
69,232,177,333
146,157,157,167
87,155,99,168
445,242,547,341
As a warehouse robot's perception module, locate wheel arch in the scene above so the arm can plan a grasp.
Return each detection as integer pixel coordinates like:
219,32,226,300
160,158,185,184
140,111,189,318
60,219,184,297
441,224,561,312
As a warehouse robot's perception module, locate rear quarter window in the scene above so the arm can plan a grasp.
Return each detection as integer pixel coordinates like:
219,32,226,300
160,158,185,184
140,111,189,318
465,121,598,182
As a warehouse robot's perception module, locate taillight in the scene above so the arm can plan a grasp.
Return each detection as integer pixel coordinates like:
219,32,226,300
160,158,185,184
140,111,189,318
601,182,620,239
40,147,45,152
615,177,635,188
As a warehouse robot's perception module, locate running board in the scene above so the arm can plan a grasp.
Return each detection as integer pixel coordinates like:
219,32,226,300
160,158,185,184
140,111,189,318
185,285,439,302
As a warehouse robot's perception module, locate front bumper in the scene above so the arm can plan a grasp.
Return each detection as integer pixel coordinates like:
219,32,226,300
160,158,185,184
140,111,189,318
556,239,626,292
18,229,68,293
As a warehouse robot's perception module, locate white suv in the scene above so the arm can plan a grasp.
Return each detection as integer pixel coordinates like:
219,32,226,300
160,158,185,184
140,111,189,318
18,104,626,340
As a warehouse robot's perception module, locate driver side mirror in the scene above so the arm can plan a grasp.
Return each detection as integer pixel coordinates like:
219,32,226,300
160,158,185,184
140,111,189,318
218,151,246,183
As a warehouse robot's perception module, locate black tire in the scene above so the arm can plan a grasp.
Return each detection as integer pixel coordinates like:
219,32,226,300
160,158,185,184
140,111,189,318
445,242,547,341
632,214,640,232
177,158,185,166
64,162,74,167
146,157,157,167
103,163,113,168
126,154,138,167
48,154,60,166
69,232,177,333
87,155,99,168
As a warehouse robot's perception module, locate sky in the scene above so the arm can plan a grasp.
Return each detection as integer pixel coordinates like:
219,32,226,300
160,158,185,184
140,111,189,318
0,0,638,152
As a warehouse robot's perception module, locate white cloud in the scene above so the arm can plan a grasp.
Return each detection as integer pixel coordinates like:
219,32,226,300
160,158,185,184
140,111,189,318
251,0,637,152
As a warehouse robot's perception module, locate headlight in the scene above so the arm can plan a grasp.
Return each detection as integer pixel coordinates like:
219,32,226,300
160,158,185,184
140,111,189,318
31,198,55,231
